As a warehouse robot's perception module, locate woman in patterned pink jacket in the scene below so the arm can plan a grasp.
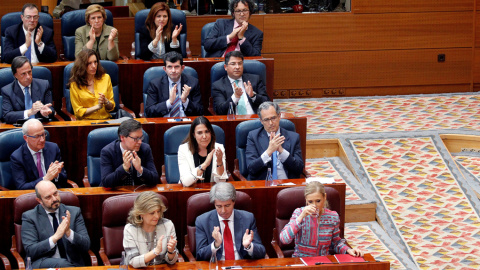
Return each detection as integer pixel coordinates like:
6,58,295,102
279,182,364,257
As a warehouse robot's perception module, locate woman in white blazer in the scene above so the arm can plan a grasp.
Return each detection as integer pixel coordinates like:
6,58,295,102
178,116,228,186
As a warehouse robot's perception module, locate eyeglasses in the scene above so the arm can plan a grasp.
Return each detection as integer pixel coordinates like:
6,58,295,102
234,9,249,14
26,132,47,139
24,15,40,20
261,115,279,123
228,61,243,67
128,135,144,142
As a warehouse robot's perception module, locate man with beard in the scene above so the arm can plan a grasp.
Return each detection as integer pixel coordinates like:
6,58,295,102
100,119,159,188
21,181,90,268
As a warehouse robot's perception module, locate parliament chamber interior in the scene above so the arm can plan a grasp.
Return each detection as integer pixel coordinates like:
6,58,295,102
0,0,480,269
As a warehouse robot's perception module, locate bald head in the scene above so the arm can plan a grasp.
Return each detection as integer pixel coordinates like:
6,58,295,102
35,181,61,212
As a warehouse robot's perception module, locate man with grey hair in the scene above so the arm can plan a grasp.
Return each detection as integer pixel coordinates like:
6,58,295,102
195,182,266,261
245,101,304,180
2,56,54,124
100,119,159,188
11,119,67,189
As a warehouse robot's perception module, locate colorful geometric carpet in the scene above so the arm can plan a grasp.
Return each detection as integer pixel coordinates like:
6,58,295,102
453,154,480,197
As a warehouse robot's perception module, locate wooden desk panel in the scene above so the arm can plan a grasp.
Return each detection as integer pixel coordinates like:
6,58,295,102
0,180,347,268
352,0,473,13
0,114,307,185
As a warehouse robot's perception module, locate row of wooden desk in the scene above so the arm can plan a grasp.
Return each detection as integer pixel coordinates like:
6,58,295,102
0,57,274,118
0,180,350,269
0,114,307,186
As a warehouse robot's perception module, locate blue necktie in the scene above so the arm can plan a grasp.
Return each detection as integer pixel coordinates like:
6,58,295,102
24,86,34,118
235,80,247,115
170,82,181,117
25,45,32,61
272,151,278,180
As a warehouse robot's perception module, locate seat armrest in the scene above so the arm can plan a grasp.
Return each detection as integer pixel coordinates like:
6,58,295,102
83,167,91,187
139,103,145,118
118,94,136,118
208,97,216,115
0,252,11,270
183,234,196,262
61,97,77,121
160,165,167,184
67,180,79,188
88,249,98,266
233,159,247,182
10,235,25,270
270,228,285,258
99,237,111,266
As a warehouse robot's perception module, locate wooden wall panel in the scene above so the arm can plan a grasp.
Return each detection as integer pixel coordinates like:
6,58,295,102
476,11,480,47
265,48,472,90
352,0,473,14
474,48,480,83
0,0,42,20
113,17,136,57
263,12,473,53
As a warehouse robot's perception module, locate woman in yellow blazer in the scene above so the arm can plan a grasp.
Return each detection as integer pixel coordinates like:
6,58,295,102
68,49,115,120
74,4,119,61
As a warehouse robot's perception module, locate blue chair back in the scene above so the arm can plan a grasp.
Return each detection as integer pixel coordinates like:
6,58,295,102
86,127,150,187
63,60,120,118
235,119,296,178
134,9,187,58
163,124,225,183
61,9,114,61
0,129,50,189
142,66,198,117
211,60,266,87
1,12,53,63
200,22,215,58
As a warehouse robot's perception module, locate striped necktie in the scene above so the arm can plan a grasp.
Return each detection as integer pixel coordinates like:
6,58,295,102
170,82,181,117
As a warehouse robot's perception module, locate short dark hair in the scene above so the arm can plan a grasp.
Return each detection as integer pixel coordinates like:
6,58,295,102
225,51,244,65
11,56,32,75
22,3,39,14
182,116,216,154
118,119,142,139
163,51,183,66
229,0,255,18
257,101,280,120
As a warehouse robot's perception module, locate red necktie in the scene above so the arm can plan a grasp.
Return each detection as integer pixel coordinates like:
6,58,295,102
225,26,241,55
223,220,235,260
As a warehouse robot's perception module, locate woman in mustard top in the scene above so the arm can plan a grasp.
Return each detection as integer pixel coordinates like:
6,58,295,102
68,49,115,120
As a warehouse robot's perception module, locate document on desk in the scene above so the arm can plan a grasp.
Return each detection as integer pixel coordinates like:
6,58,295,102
222,266,242,270
334,254,365,263
300,256,332,265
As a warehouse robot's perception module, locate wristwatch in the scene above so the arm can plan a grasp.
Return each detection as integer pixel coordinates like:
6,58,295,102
153,248,160,256
197,165,204,172
37,41,44,47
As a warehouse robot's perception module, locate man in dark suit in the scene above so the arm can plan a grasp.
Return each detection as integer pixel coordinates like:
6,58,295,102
212,51,269,115
100,119,159,188
3,3,57,64
145,51,203,117
195,182,266,261
21,180,90,268
204,0,263,57
246,101,304,180
11,119,67,190
2,56,54,124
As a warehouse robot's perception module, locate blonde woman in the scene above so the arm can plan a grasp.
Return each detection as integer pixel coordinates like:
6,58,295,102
123,192,178,268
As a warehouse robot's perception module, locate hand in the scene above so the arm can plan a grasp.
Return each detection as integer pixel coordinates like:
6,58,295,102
266,132,285,156
153,24,164,45
40,103,53,117
180,84,191,103
228,26,242,41
131,151,142,173
29,101,44,116
237,22,248,39
122,150,133,171
98,93,108,106
53,210,70,242
215,147,223,166
88,26,96,42
61,210,71,238
171,24,183,40
169,83,177,105
155,235,165,253
298,204,318,223
242,229,254,248
166,235,177,253
212,226,222,248
44,161,64,181
202,149,215,169
108,28,118,41
243,81,254,97
233,81,243,99
25,31,32,48
35,26,43,45
347,248,364,257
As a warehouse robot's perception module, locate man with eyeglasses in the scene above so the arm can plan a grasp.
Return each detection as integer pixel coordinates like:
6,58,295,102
3,3,57,64
145,51,203,117
100,119,159,188
204,0,263,57
2,56,55,124
212,51,269,115
245,101,304,180
11,119,67,190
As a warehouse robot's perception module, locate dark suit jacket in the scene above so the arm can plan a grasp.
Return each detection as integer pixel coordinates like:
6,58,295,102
145,73,203,117
246,127,304,180
138,25,182,61
3,22,57,64
204,19,263,57
11,141,67,190
195,209,266,261
21,203,90,268
100,140,159,188
212,73,269,115
1,78,55,124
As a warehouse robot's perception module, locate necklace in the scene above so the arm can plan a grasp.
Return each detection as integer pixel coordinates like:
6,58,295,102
142,229,157,265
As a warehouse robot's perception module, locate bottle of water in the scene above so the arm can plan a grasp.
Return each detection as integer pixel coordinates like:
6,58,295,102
130,42,135,59
25,257,32,270
265,168,273,187
186,41,192,58
119,251,128,270
227,102,235,120
209,249,218,270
